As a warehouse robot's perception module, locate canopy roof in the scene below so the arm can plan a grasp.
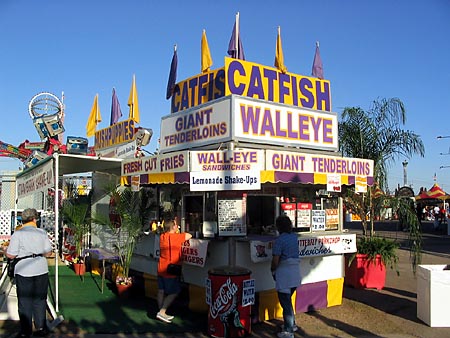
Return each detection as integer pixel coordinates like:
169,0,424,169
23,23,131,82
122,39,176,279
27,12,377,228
415,183,450,201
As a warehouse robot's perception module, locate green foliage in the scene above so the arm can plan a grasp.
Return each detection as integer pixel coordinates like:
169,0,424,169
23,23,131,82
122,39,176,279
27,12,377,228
61,199,90,259
339,97,425,273
354,236,400,275
94,185,155,283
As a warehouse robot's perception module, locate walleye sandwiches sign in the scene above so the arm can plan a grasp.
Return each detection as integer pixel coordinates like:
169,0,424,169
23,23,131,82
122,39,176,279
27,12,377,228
170,57,331,114
189,149,264,191
160,95,338,153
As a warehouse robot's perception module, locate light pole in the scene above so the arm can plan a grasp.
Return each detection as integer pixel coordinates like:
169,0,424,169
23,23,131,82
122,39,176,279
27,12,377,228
402,160,408,187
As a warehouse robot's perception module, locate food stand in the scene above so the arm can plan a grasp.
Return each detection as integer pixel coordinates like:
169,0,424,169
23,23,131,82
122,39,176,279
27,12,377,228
121,57,373,323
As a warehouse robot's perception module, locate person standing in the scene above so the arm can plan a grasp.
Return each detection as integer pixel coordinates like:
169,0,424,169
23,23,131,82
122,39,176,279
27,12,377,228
6,208,53,338
271,215,301,338
156,217,192,323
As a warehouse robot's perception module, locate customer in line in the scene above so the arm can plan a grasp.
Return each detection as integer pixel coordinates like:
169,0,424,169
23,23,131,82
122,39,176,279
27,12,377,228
6,208,53,338
156,217,192,323
271,215,301,338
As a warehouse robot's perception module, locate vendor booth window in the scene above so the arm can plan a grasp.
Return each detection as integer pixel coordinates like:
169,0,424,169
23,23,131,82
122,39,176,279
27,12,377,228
184,195,203,233
246,195,276,234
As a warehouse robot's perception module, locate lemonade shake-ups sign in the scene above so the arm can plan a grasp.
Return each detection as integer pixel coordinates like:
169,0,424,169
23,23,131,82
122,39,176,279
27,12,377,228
17,159,54,198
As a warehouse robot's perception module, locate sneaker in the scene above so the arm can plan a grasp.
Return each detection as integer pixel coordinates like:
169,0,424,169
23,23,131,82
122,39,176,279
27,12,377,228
156,311,172,323
277,331,294,338
281,324,298,332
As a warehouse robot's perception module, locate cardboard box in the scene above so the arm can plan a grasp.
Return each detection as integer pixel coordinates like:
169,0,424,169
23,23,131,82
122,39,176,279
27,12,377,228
417,264,450,327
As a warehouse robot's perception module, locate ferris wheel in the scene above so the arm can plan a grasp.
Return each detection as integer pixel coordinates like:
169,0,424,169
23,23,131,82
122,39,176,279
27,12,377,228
28,92,65,140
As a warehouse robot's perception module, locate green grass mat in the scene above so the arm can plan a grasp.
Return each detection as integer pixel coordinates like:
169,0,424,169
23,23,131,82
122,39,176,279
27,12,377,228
48,265,207,334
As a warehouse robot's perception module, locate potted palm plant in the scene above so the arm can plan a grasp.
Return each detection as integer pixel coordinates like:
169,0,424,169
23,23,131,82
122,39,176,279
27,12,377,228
61,198,90,275
96,185,155,296
339,98,425,287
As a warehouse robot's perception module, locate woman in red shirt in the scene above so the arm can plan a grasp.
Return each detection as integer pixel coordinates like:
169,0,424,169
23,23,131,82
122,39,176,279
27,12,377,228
156,217,192,323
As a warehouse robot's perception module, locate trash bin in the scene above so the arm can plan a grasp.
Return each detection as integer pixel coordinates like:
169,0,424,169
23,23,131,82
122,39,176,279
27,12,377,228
206,266,253,338
417,264,450,327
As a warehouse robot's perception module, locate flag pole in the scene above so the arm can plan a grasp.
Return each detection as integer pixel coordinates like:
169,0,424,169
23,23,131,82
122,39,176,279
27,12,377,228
235,12,239,59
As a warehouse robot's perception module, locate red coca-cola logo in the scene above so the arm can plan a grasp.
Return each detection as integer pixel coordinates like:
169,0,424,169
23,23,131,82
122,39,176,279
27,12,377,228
210,277,238,319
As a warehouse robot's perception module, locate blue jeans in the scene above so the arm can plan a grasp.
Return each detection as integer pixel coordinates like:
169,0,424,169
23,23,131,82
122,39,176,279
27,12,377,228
15,273,49,336
278,287,296,332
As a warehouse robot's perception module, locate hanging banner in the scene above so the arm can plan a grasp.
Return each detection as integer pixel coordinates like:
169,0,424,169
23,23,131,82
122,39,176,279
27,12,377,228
190,170,260,191
17,159,54,199
182,239,209,267
298,234,357,257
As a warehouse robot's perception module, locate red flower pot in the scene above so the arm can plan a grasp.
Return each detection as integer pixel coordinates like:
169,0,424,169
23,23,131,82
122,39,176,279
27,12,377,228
73,262,86,276
345,253,386,290
116,283,132,298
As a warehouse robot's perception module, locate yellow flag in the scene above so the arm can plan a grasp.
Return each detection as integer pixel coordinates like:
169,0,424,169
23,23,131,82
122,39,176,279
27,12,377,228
86,94,102,137
128,74,140,124
274,26,287,73
201,29,213,73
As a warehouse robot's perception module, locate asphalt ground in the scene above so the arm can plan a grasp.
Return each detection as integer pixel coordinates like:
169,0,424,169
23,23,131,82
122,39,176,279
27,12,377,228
1,220,450,338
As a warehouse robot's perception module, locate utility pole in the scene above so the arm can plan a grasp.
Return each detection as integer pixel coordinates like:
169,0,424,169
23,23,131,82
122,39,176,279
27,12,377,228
402,160,408,187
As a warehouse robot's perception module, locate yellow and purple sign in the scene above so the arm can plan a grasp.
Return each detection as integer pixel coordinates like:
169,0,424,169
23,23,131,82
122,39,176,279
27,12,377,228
170,57,331,114
265,149,373,177
94,119,135,150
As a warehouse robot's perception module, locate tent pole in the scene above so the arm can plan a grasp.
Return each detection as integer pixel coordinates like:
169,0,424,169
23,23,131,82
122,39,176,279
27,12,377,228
53,154,60,312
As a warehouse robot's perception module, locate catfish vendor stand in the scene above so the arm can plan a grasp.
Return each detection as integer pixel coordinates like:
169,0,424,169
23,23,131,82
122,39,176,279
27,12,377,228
121,57,373,335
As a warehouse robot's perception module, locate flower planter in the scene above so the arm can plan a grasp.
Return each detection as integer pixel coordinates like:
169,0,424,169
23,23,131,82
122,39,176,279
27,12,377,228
116,283,132,298
345,253,386,290
73,262,86,276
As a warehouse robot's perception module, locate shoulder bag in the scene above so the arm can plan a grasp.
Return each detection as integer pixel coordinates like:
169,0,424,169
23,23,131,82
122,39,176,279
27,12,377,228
167,236,182,276
7,254,43,278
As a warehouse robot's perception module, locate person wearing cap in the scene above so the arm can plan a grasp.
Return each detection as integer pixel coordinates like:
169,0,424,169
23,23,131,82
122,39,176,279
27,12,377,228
6,208,53,338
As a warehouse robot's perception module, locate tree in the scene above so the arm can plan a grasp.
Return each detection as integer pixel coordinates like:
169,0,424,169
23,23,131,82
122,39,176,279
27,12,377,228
339,98,425,272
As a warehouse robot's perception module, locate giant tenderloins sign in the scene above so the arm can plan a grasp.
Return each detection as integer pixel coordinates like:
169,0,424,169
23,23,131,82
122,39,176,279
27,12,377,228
265,149,374,177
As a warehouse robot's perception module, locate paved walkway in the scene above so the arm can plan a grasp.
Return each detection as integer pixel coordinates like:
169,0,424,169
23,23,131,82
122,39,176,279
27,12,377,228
1,221,450,337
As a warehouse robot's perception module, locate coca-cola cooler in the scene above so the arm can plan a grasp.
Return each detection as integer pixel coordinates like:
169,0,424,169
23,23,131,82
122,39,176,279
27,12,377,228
206,266,254,338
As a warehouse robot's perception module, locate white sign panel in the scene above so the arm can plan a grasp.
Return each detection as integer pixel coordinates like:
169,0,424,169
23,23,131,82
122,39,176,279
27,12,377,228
17,160,54,199
327,174,341,192
159,98,232,153
233,97,338,151
190,170,260,191
218,199,246,236
242,279,255,307
298,234,357,257
182,239,209,267
250,240,272,263
121,151,189,176
311,210,326,231
190,149,264,172
265,149,373,177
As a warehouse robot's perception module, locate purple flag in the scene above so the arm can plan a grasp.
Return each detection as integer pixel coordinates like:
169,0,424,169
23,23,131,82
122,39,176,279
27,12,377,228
110,88,122,125
166,47,178,99
312,42,324,79
227,14,245,60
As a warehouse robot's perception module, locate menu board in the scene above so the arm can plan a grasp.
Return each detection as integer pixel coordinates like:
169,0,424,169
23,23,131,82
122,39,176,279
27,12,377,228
311,210,326,231
218,199,246,236
281,203,296,226
297,203,312,228
325,208,339,230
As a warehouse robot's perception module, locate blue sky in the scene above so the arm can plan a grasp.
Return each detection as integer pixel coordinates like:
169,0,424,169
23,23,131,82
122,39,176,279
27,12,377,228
1,0,449,193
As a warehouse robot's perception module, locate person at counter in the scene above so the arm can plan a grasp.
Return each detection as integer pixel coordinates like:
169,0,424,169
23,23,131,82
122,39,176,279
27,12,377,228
156,217,192,323
270,215,301,338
